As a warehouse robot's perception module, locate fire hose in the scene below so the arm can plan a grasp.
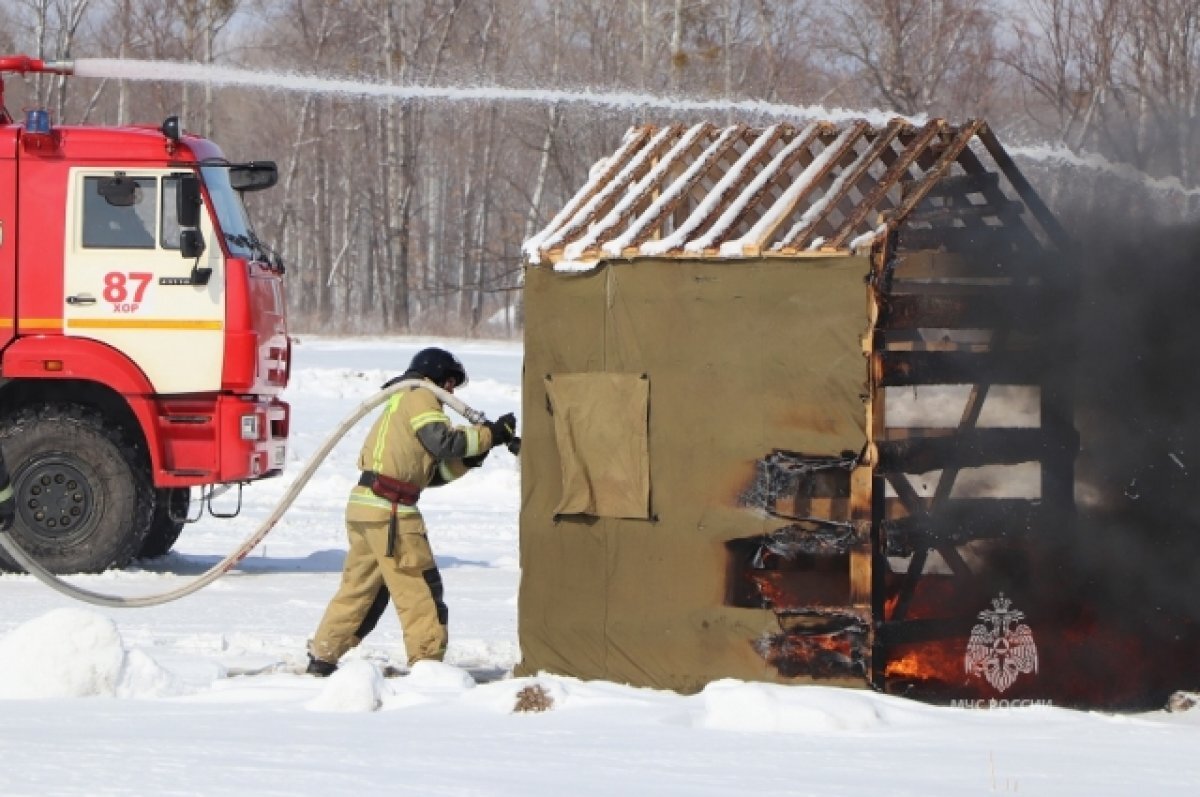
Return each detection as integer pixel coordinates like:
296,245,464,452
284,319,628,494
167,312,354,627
0,379,516,608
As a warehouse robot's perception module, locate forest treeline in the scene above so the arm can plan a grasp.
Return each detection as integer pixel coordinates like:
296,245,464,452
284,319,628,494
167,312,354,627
2,0,1198,334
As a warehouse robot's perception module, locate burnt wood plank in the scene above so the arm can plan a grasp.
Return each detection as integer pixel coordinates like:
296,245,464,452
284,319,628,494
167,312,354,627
888,251,1042,280
952,144,1045,255
908,171,1001,199
724,122,839,252
876,428,1075,472
976,123,1071,250
878,289,1051,329
906,198,1026,225
881,499,1056,553
876,617,977,645
875,350,1048,386
898,224,1030,253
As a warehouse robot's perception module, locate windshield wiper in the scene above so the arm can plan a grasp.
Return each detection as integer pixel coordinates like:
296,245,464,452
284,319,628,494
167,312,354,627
224,232,253,249
225,231,286,273
248,231,286,273
225,231,266,260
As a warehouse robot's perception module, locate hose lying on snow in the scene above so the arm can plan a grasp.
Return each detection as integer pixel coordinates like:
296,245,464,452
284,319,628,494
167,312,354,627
0,379,487,608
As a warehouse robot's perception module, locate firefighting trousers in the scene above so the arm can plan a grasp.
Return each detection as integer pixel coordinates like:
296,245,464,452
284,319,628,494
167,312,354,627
309,513,448,666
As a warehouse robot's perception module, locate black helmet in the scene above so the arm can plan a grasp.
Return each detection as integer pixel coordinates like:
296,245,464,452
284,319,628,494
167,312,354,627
406,347,468,387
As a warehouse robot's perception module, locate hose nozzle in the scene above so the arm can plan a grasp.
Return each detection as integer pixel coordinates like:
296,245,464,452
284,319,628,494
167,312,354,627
0,55,74,75
41,59,75,75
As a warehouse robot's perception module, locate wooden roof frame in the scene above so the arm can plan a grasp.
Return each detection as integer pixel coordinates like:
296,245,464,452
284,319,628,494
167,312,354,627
524,118,1064,266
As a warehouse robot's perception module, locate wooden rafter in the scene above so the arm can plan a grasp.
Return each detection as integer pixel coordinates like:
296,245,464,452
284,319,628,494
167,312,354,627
825,120,946,250
540,124,683,253
564,122,713,261
704,121,838,255
524,126,653,258
780,119,907,252
607,125,744,257
724,121,870,256
642,123,792,256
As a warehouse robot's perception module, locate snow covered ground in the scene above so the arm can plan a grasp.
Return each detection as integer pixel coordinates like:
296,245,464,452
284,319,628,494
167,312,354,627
1,336,1198,797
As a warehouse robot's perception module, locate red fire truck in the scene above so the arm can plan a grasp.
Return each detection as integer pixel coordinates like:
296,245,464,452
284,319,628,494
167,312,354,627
0,56,290,573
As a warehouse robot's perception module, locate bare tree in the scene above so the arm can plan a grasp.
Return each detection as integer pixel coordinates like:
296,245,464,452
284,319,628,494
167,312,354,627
1125,0,1200,183
13,0,92,117
168,0,238,136
0,6,17,53
1007,0,1200,182
1006,0,1091,145
817,0,1000,117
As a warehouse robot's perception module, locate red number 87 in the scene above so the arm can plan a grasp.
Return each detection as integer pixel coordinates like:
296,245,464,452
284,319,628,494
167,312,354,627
102,271,152,303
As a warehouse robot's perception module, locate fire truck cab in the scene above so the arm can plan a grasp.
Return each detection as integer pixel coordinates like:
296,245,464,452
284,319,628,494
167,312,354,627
0,56,290,573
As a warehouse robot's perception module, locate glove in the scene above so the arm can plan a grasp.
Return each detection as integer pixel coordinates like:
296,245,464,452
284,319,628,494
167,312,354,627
486,413,517,448
463,449,490,469
0,493,14,533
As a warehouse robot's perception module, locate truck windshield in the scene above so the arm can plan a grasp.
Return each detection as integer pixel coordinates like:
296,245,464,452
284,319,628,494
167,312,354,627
201,166,255,258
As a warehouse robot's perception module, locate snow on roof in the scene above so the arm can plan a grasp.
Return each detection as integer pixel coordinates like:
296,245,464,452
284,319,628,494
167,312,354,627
527,118,1062,268
640,122,787,257
563,122,711,262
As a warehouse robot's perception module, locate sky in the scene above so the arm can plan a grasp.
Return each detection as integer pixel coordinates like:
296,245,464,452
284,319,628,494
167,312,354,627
0,336,1199,797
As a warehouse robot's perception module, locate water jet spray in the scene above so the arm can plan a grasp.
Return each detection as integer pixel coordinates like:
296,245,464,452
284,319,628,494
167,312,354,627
61,57,1200,204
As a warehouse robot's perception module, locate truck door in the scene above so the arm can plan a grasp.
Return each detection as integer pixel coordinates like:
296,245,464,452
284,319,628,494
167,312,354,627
62,168,225,394
0,143,15,352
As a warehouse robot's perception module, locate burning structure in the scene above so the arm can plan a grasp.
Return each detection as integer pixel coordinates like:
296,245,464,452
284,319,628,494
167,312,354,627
516,119,1200,708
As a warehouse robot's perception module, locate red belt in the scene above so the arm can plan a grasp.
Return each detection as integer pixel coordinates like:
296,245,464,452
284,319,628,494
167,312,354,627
358,471,420,505
358,471,421,556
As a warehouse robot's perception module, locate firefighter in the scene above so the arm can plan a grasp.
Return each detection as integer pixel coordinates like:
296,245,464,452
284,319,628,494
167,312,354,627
0,446,14,533
305,347,516,676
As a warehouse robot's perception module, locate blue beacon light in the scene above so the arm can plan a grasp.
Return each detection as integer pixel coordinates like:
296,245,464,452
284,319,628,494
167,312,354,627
25,108,51,134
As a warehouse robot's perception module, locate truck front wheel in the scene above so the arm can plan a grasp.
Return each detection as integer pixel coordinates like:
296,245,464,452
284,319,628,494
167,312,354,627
0,405,153,574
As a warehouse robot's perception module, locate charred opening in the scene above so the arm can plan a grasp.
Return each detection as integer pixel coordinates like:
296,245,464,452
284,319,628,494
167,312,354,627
729,452,867,681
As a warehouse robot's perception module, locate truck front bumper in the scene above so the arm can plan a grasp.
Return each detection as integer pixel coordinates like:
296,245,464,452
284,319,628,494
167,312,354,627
154,394,290,487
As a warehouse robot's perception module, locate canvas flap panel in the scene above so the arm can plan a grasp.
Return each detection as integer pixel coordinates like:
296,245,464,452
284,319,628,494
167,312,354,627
545,372,650,519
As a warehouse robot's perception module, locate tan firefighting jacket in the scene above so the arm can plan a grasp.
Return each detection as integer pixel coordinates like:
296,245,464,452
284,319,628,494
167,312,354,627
346,382,493,522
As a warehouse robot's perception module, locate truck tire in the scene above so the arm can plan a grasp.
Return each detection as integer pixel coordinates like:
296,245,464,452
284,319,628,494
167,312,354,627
0,405,153,574
138,487,190,559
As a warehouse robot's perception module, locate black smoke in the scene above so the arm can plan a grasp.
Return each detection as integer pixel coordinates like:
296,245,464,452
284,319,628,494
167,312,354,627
1063,220,1200,625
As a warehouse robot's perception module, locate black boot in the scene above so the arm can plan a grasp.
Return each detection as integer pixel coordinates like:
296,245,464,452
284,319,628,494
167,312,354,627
305,656,337,677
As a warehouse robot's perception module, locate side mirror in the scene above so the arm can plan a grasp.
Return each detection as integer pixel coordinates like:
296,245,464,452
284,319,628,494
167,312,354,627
229,162,278,192
177,175,202,228
181,228,206,259
181,229,211,285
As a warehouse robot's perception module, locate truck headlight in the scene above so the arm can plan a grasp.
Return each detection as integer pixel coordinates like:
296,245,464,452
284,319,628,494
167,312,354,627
240,414,260,440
